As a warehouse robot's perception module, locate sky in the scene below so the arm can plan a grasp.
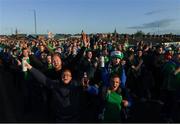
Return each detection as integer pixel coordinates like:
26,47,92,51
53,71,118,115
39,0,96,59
0,0,180,35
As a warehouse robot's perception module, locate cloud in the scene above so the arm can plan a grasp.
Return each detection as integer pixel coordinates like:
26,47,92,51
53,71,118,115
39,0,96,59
144,9,165,15
127,19,176,29
145,7,180,15
127,26,142,29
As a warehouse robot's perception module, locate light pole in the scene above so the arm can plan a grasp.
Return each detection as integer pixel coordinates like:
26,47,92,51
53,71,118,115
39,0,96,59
33,10,37,34
157,23,160,35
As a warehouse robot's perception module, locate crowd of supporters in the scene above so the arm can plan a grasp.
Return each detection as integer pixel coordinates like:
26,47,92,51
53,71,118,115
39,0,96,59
0,32,180,122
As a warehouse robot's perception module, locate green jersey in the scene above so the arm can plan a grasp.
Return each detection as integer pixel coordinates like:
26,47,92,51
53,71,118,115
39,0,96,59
103,91,122,122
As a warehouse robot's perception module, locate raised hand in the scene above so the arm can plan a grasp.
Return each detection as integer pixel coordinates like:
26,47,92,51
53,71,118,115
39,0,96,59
82,32,89,48
81,72,89,88
41,40,47,46
17,59,22,66
82,32,87,42
122,100,129,107
27,47,32,55
139,59,143,65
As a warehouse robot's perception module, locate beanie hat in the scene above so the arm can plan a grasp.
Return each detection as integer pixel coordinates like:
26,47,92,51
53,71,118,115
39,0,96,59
110,51,124,59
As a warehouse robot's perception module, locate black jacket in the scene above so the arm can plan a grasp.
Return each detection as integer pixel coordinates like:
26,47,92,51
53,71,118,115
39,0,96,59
29,67,87,122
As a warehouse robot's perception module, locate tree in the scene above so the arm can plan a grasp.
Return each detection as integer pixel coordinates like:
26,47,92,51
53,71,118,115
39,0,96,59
146,32,151,38
134,30,145,38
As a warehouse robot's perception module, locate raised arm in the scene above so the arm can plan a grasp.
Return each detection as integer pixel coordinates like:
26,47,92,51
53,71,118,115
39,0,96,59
29,54,44,70
41,40,55,54
25,62,56,88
